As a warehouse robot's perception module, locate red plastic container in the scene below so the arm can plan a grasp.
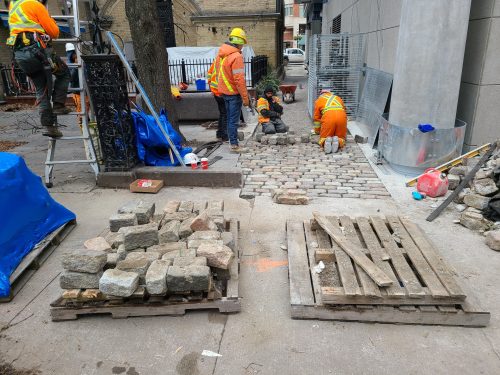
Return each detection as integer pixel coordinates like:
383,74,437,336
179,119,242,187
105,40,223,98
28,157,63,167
417,168,449,198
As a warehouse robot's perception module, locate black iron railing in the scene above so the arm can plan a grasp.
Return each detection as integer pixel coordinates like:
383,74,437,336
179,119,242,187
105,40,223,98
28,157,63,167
1,55,269,96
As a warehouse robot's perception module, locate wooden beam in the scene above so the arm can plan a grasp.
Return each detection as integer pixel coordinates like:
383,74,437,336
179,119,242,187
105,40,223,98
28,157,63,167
313,213,393,287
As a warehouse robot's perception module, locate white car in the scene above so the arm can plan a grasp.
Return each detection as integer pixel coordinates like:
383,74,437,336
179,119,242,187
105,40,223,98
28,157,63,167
284,48,305,64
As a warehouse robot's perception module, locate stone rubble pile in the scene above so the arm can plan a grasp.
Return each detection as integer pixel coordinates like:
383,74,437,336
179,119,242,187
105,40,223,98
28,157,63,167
447,149,500,251
59,200,236,299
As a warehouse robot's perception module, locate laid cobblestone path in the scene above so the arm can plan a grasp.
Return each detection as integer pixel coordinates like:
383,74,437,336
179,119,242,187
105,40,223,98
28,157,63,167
239,136,390,199
238,68,391,199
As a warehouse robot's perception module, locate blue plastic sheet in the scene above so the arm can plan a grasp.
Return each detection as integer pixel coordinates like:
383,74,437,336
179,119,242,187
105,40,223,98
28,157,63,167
0,153,76,298
131,108,192,167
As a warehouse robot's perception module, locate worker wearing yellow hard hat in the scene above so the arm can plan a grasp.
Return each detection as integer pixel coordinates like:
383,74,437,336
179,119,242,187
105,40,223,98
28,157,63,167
209,27,250,153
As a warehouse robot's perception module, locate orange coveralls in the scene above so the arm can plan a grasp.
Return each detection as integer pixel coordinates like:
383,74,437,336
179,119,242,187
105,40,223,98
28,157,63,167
313,93,347,148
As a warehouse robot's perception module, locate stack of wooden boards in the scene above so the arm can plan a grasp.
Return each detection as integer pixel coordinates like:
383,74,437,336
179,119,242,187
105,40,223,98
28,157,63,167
287,213,490,327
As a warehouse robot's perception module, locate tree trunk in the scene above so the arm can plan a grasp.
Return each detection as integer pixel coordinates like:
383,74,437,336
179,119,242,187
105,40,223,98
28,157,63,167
124,0,182,136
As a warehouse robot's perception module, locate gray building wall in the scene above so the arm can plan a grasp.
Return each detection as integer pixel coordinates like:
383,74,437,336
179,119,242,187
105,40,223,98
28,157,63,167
320,0,500,149
458,0,500,148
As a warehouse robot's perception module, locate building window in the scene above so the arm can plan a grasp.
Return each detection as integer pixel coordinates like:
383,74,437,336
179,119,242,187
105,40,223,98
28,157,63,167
299,5,305,18
285,5,293,16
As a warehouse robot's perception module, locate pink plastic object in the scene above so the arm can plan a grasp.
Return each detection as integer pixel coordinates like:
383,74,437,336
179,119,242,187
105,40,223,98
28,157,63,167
417,168,449,198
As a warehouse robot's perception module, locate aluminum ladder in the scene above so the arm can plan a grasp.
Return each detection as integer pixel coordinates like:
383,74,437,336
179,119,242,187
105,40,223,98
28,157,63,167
44,0,98,188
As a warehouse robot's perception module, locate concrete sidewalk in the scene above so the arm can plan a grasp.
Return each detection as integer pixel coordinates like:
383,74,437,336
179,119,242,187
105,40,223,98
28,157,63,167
1,65,500,374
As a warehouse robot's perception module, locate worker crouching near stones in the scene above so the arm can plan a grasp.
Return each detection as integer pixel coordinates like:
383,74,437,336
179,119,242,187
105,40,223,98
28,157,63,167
257,86,288,134
313,89,347,154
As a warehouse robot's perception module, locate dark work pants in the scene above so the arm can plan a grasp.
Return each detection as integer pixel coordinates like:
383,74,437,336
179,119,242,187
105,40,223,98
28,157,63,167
262,119,288,134
222,94,242,146
214,94,228,140
14,45,70,127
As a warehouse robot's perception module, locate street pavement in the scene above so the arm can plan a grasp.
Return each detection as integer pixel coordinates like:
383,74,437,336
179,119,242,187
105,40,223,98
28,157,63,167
0,64,499,375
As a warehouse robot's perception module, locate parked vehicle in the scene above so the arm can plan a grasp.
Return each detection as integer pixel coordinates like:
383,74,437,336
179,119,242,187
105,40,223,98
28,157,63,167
283,48,305,64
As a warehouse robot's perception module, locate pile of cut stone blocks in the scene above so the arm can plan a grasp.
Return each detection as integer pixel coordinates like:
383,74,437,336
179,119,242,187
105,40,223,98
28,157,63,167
446,149,500,251
59,200,236,302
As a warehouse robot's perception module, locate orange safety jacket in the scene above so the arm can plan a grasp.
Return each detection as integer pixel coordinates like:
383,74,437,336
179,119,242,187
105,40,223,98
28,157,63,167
8,0,60,39
256,96,281,123
207,55,221,96
215,43,249,105
313,92,346,130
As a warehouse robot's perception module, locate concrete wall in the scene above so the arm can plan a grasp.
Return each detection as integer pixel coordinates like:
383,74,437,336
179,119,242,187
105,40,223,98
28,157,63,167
457,0,500,147
320,0,402,74
390,0,471,129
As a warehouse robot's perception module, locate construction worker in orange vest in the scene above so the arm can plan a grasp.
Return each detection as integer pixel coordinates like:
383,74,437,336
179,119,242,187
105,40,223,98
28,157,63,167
313,90,347,154
6,0,70,138
256,86,288,134
207,51,228,142
214,27,250,153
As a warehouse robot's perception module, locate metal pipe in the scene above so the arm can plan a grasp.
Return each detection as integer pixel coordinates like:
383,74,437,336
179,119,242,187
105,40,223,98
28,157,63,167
106,31,186,167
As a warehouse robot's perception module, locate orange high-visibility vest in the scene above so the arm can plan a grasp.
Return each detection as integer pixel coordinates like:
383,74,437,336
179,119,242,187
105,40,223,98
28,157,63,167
256,96,281,124
8,0,60,39
207,56,221,96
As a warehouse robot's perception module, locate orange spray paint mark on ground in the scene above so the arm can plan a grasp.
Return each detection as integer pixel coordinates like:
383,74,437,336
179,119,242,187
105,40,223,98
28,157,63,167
242,258,289,272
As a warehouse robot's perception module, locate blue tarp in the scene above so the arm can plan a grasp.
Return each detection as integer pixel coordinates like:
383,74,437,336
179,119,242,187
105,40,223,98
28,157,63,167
131,109,192,167
0,153,76,298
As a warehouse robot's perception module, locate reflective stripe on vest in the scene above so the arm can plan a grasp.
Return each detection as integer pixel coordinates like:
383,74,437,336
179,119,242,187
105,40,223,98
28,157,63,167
218,57,235,94
257,99,270,123
9,0,45,34
209,59,219,89
321,95,343,115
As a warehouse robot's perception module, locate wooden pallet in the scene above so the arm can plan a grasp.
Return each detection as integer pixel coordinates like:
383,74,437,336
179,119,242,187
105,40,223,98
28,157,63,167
287,218,490,327
50,218,240,321
0,219,76,303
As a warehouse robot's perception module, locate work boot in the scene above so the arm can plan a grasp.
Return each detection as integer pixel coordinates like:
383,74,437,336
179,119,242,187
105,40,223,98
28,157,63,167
230,145,246,153
331,136,340,153
52,103,72,115
42,126,63,138
324,137,333,154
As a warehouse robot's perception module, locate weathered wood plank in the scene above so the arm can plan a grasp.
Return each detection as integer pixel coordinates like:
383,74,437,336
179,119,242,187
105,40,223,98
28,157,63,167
339,216,382,298
370,216,425,297
287,221,315,306
303,221,322,304
313,213,393,287
387,216,449,299
356,217,406,298
327,217,362,296
320,287,464,305
290,304,490,327
399,217,466,299
226,219,240,300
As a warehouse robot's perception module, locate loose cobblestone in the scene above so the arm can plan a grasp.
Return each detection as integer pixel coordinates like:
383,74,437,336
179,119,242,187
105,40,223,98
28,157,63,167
239,138,390,199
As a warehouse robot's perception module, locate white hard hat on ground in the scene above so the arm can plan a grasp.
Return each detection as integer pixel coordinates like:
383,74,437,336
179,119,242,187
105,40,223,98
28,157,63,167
183,153,200,165
65,43,76,52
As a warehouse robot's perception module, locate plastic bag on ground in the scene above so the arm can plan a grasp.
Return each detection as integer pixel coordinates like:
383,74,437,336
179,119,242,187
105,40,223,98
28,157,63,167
131,108,192,167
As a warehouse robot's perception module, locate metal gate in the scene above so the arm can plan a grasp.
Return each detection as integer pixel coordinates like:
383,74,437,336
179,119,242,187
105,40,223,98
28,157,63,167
307,34,366,118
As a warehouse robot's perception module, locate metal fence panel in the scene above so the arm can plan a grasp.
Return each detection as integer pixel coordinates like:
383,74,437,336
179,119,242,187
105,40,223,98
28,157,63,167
307,33,366,118
357,67,393,147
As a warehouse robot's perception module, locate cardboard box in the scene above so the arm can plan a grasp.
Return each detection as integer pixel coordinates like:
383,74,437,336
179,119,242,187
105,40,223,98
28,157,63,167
130,179,164,194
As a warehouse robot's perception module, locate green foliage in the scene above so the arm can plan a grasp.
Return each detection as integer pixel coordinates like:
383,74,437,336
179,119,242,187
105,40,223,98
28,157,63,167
255,71,281,97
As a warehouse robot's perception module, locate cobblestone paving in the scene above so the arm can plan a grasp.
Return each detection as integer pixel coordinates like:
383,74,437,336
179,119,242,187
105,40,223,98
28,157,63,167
238,67,390,199
239,135,391,199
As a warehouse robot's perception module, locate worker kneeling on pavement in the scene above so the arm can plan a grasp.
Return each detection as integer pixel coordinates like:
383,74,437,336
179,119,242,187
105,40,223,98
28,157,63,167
313,89,347,154
257,86,288,134
6,0,70,138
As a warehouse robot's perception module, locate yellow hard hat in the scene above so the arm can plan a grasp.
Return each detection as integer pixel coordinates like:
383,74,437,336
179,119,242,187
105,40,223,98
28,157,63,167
229,27,247,45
